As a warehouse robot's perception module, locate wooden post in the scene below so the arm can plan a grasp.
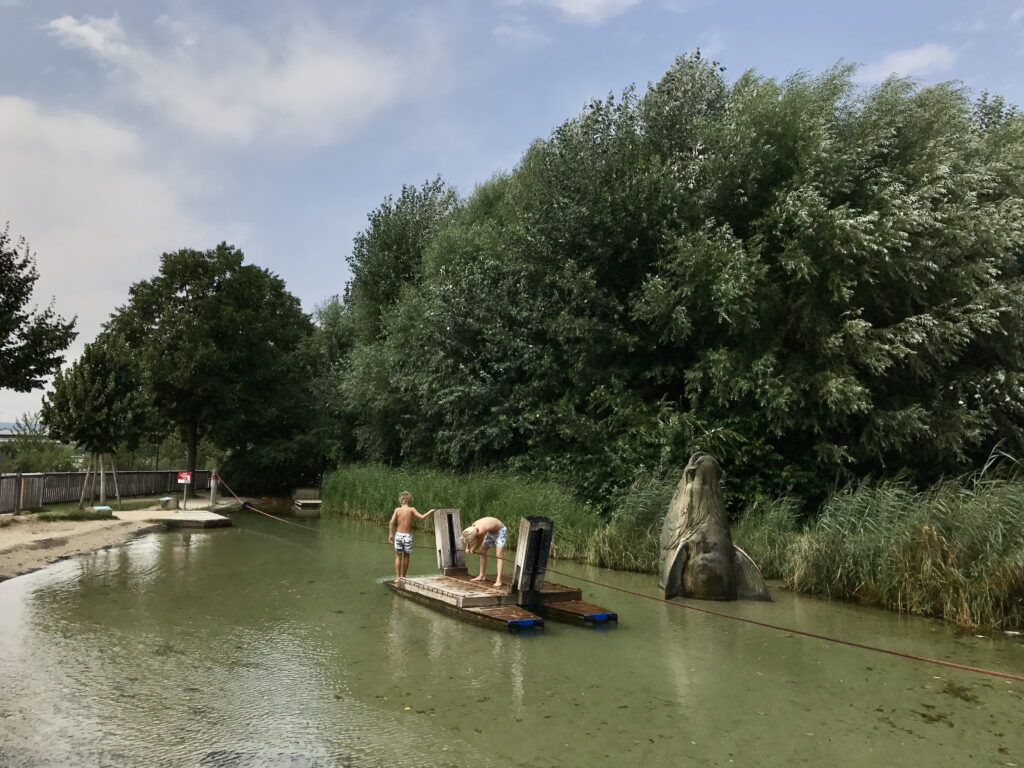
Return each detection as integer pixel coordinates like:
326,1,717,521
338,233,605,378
78,456,92,509
111,456,122,510
98,455,106,507
512,516,553,598
433,508,467,575
14,473,22,514
210,469,219,506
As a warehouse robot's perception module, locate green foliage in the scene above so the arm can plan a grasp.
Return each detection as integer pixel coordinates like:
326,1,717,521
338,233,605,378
0,224,77,391
107,243,318,490
321,463,600,558
785,470,1024,630
0,411,77,472
42,332,150,455
328,54,1024,506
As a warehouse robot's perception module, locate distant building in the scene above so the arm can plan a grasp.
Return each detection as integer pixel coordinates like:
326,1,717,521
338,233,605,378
0,428,16,443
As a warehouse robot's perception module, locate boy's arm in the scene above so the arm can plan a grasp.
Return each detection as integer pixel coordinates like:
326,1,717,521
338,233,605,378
388,509,397,543
414,508,436,519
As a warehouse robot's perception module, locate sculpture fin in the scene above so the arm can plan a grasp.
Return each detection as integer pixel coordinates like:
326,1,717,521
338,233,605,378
661,544,688,599
733,545,771,601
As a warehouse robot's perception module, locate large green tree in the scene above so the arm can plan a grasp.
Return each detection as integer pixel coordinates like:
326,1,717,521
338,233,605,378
108,243,316,490
333,54,1024,506
42,332,149,457
0,224,77,391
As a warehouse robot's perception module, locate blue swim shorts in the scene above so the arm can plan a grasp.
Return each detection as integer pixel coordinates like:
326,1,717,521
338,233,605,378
394,532,413,554
482,526,507,548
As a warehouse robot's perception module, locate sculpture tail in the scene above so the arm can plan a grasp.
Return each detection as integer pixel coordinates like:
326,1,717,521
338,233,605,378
733,545,771,601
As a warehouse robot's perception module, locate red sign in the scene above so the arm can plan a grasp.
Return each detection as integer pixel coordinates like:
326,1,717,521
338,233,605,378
177,472,192,484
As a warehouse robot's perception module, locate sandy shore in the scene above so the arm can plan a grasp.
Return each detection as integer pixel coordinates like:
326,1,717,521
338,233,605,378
0,516,161,581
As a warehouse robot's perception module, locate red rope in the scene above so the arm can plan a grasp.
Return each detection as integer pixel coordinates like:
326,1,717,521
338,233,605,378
216,478,1024,683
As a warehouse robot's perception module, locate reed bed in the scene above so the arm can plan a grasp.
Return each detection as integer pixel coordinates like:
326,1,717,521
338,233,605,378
320,464,599,557
782,475,1024,630
323,462,1024,629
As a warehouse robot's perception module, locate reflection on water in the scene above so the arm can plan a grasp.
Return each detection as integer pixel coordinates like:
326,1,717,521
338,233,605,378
0,513,1021,767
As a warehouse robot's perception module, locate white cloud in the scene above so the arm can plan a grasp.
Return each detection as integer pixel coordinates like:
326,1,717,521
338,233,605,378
1012,7,1024,24
859,43,957,82
0,96,213,420
45,13,437,146
504,0,642,24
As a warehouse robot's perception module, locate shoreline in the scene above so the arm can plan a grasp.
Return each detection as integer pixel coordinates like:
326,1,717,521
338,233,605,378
0,516,164,582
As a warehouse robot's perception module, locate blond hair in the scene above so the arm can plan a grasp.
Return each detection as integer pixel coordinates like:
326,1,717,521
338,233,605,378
461,526,479,553
398,491,413,505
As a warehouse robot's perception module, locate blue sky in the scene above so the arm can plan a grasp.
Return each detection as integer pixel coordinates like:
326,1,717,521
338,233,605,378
2,0,1023,420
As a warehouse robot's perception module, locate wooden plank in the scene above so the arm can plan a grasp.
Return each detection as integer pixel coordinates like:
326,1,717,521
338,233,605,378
534,599,618,625
397,575,519,608
387,581,543,631
433,508,465,571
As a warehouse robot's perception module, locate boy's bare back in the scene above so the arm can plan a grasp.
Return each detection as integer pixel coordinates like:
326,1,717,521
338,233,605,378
392,504,418,534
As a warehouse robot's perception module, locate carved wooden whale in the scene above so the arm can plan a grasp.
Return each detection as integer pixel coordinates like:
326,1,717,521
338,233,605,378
658,452,770,601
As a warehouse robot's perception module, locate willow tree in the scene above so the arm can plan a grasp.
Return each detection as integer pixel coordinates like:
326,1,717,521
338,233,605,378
336,54,1024,505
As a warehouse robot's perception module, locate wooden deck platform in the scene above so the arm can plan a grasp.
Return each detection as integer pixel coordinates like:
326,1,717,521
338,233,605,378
386,511,617,631
386,579,544,631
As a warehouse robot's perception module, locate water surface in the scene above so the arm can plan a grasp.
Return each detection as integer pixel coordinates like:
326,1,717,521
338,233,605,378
1,512,1021,767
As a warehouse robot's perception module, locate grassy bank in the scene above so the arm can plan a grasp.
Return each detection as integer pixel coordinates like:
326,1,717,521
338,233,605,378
322,463,1024,630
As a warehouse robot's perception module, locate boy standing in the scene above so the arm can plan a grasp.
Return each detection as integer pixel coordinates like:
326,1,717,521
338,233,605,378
461,516,507,589
388,492,434,582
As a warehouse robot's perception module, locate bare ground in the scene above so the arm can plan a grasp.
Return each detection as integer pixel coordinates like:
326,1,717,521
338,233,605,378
0,515,161,581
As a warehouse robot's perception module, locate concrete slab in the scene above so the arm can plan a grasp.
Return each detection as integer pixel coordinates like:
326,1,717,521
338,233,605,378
112,509,232,529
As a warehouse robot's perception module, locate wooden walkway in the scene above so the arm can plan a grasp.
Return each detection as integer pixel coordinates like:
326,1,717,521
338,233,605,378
112,509,231,529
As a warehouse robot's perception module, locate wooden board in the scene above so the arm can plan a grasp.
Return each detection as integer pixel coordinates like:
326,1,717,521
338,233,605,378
386,581,543,631
534,599,618,625
396,575,519,608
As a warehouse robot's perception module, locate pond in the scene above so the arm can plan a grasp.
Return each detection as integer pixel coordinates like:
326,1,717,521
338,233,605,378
1,511,1021,767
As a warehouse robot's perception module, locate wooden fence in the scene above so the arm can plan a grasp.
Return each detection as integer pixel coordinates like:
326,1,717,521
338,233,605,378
0,470,211,514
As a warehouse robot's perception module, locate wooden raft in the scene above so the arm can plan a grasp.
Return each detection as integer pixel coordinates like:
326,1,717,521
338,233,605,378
387,511,617,631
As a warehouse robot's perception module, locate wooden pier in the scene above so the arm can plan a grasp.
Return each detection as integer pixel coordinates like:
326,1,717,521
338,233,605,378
387,511,617,631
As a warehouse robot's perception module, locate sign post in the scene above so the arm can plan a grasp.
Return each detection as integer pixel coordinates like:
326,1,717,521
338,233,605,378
177,471,192,510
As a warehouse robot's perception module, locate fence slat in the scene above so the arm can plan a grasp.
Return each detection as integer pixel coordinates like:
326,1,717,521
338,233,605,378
0,469,213,513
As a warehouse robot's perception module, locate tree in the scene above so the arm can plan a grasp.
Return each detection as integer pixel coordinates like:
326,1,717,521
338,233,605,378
0,224,77,391
336,55,1024,507
108,243,315,490
42,332,150,456
42,332,150,504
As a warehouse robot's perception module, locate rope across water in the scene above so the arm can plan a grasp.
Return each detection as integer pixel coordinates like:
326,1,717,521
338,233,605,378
216,477,1024,683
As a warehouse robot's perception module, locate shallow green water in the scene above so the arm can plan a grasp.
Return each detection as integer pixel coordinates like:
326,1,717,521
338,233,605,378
1,511,1022,767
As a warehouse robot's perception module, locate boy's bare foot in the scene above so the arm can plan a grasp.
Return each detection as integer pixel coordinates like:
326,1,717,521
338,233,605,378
470,575,486,582
493,582,503,589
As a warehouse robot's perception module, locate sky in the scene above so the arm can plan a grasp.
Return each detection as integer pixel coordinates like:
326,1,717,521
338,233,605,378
2,0,1024,421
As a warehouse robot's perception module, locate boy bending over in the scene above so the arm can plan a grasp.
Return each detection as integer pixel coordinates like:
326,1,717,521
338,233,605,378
388,492,434,582
461,517,507,589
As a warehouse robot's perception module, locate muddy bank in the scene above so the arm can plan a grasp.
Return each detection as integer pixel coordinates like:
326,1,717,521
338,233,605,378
0,516,160,581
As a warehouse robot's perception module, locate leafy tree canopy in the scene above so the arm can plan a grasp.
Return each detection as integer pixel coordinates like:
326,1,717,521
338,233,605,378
0,224,77,392
333,54,1024,506
107,243,316,487
42,332,150,455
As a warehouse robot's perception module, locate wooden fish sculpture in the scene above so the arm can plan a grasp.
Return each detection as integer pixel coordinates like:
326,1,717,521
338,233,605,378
658,452,770,601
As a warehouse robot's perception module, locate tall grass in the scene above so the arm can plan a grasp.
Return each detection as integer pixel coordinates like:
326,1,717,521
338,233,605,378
586,479,674,572
323,462,1024,629
731,496,801,579
321,464,600,557
785,474,1024,630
